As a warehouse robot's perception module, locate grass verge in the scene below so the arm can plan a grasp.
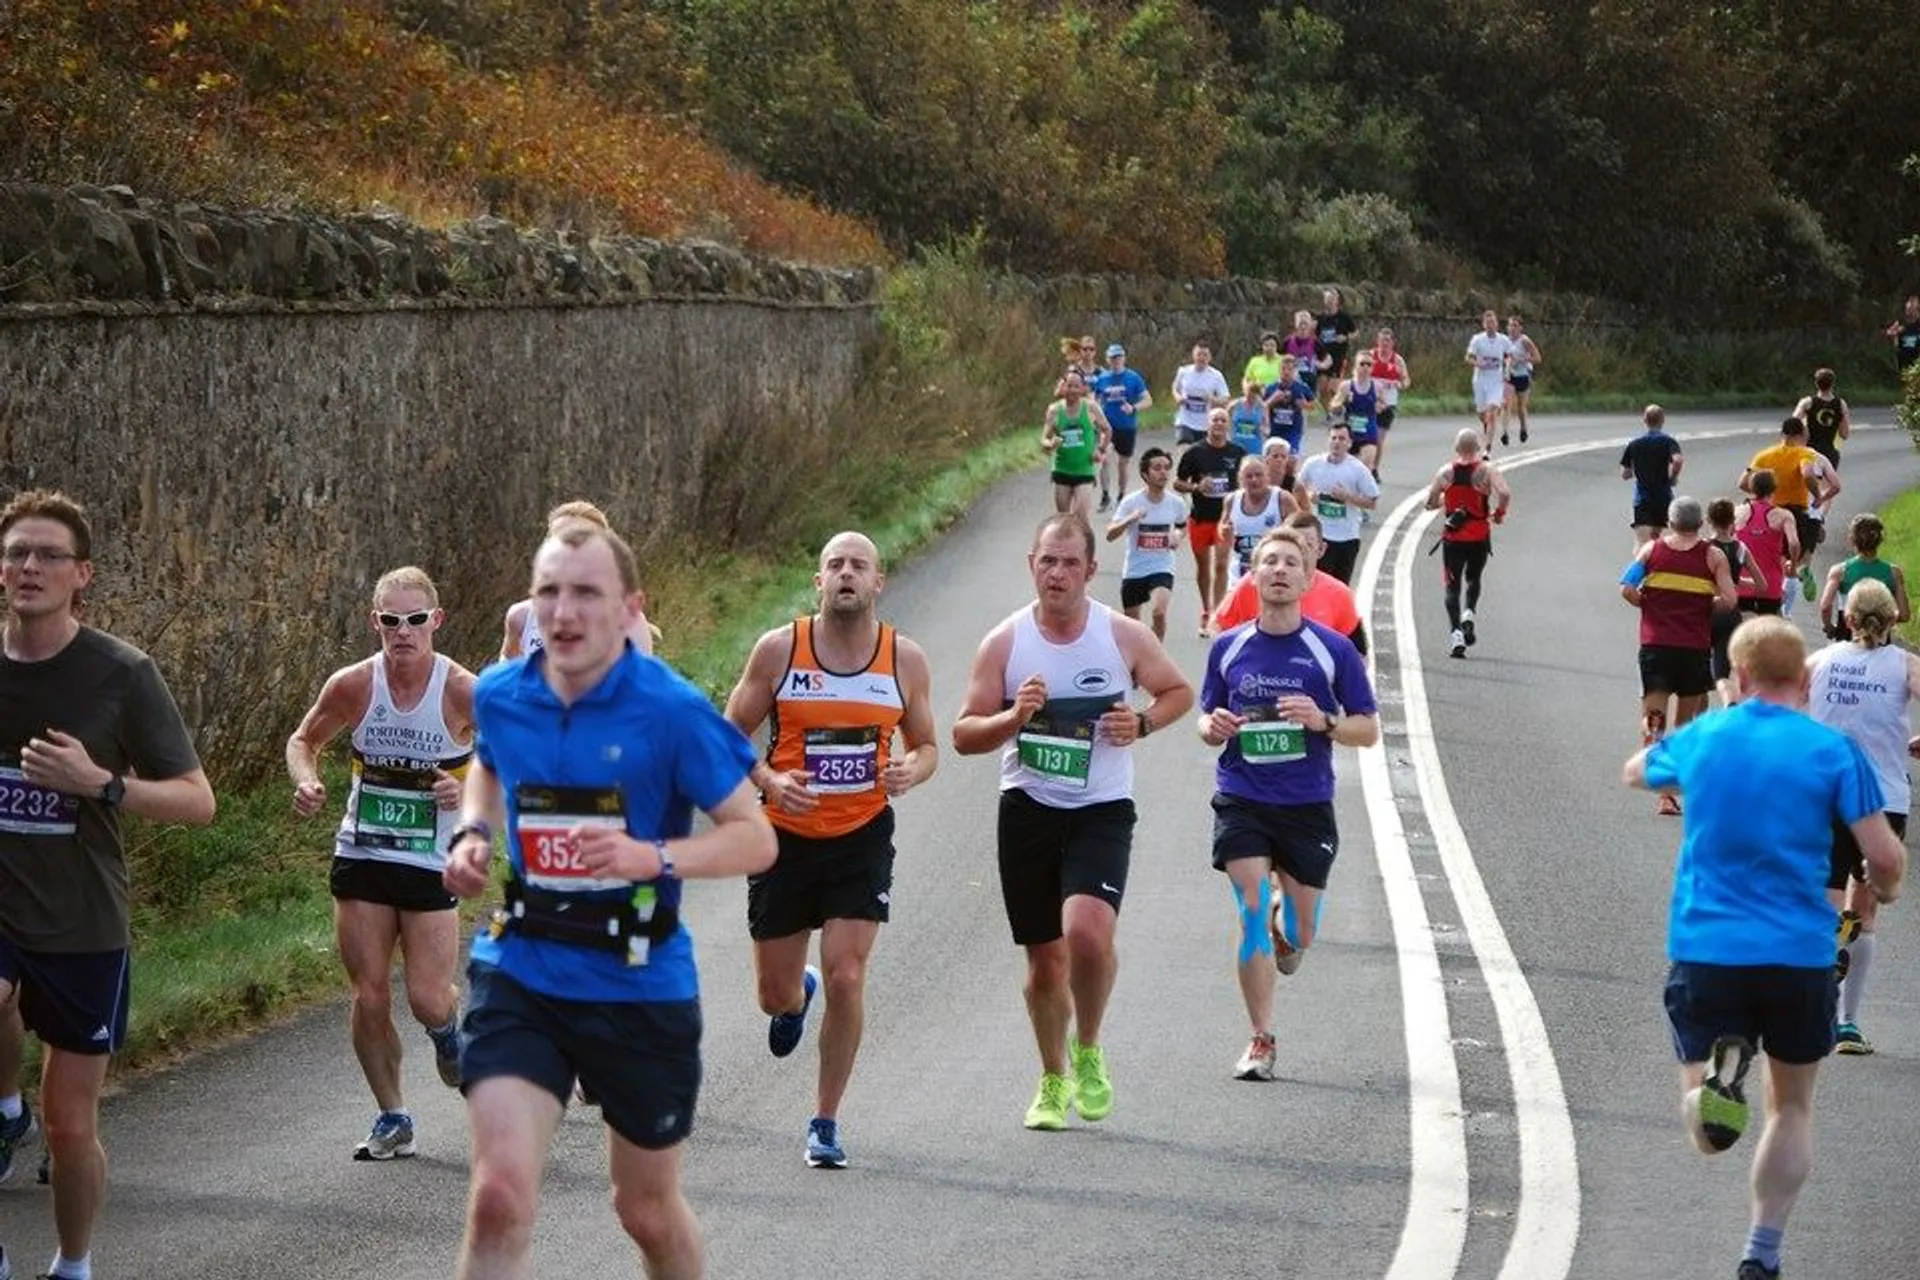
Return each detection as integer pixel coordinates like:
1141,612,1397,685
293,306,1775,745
1877,486,1920,650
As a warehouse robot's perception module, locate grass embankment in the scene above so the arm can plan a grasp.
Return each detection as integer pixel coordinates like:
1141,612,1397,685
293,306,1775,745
1876,487,1920,650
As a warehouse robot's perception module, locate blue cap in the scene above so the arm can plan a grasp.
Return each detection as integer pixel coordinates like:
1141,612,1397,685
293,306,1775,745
1106,343,1126,357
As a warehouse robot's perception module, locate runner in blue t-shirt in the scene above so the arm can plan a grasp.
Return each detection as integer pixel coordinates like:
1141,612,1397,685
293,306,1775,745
1626,616,1905,1280
1261,355,1315,454
444,519,775,1279
1197,527,1378,1082
1092,344,1152,513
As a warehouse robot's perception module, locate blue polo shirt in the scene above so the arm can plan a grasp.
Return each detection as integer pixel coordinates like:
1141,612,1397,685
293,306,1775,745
1201,618,1375,806
1646,699,1883,968
469,644,756,1003
1094,367,1148,435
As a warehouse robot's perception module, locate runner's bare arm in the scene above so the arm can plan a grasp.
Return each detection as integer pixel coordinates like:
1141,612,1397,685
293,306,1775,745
673,780,778,878
443,663,479,743
723,627,801,795
286,665,368,815
1423,466,1448,510
1854,810,1906,906
952,624,1029,755
500,599,528,661
1894,566,1911,623
1115,616,1195,734
1819,566,1844,631
885,637,940,794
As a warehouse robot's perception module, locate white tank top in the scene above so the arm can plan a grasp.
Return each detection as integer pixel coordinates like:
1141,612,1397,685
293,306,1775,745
1809,642,1912,815
519,604,543,655
998,601,1135,808
1225,489,1285,586
336,654,473,870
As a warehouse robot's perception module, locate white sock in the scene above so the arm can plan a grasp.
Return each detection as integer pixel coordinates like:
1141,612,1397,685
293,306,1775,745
48,1252,91,1280
1841,932,1876,1024
0,1094,20,1122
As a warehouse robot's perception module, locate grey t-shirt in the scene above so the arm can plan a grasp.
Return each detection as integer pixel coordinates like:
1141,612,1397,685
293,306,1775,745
1,626,200,951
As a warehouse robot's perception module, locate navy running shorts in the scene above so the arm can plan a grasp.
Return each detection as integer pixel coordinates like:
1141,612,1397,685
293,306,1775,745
1638,644,1713,699
462,962,701,1150
0,937,130,1055
1664,961,1834,1066
1210,795,1338,889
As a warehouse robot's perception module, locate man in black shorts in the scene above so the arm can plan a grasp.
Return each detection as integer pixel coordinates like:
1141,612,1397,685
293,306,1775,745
724,531,939,1168
953,514,1192,1131
1620,404,1683,547
1620,497,1736,816
286,565,477,1158
0,490,215,1280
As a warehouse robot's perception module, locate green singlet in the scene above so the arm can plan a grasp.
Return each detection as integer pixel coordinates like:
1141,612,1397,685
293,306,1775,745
1053,401,1096,479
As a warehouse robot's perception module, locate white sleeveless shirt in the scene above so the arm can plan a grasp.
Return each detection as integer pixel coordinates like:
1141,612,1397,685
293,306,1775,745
519,605,543,655
1224,489,1285,587
998,601,1135,807
1809,642,1912,815
335,654,472,870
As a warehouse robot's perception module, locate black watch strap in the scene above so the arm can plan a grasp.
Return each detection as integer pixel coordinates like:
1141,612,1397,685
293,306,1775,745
101,774,126,806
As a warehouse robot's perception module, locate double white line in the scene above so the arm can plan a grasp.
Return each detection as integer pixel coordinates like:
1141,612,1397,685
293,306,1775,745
1356,429,1765,1280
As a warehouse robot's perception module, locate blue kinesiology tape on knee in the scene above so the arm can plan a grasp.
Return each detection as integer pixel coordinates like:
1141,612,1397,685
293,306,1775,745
1234,878,1274,964
1278,893,1323,951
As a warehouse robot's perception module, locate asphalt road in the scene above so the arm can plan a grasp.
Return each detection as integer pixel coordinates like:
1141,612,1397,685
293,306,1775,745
0,409,1913,1279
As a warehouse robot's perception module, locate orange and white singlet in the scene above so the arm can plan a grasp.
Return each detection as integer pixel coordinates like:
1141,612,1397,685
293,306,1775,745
766,618,905,838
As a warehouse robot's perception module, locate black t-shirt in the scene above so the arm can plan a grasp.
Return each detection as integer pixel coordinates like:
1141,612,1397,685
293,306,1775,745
0,626,201,951
1315,311,1357,369
1177,441,1248,522
1896,319,1920,370
1802,394,1845,457
1620,431,1682,503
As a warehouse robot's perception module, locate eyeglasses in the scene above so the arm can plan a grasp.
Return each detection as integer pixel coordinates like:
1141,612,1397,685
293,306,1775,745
376,610,433,629
2,545,78,566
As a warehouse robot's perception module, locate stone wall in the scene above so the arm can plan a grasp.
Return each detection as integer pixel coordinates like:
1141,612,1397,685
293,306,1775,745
0,185,880,777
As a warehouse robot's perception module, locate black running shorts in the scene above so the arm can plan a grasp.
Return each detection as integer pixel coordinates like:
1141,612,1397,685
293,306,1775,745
996,789,1135,946
748,807,896,940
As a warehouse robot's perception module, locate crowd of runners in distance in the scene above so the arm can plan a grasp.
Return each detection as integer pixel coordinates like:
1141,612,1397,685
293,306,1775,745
0,293,1915,1280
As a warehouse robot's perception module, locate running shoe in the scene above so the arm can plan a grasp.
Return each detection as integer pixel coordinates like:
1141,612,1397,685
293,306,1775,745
1656,793,1682,817
1449,629,1467,659
1684,1035,1754,1154
1500,429,1510,447
805,1117,848,1169
1836,909,1863,948
1234,1032,1277,1082
353,1110,417,1161
0,1242,10,1280
768,964,821,1059
35,1148,47,1184
1071,1041,1113,1121
1735,1261,1780,1280
1834,1022,1873,1055
0,1099,34,1184
1098,490,1111,513
1268,900,1305,975
1519,425,1529,443
1461,610,1477,647
427,1020,462,1089
1023,1072,1074,1131
1799,564,1817,602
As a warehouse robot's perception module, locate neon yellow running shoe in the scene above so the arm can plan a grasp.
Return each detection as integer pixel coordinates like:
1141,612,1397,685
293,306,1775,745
1071,1041,1113,1122
1023,1071,1074,1131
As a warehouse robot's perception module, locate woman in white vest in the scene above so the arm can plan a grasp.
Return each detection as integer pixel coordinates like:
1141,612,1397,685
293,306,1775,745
287,566,477,1160
1806,578,1920,1055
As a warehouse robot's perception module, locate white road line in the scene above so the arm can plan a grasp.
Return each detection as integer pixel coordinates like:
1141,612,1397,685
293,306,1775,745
1357,501,1469,1280
1362,425,1767,1280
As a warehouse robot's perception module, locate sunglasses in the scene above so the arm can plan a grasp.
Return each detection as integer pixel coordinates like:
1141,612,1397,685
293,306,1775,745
376,610,433,629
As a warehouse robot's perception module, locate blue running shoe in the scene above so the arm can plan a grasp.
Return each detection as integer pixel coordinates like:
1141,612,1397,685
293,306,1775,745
352,1110,417,1161
0,1099,35,1184
805,1117,848,1169
768,965,820,1059
1,1241,12,1280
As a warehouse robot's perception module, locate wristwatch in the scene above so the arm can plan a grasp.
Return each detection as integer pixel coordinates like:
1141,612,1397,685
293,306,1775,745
447,819,494,852
653,837,677,879
99,774,125,806
1320,710,1344,736
1136,711,1153,739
